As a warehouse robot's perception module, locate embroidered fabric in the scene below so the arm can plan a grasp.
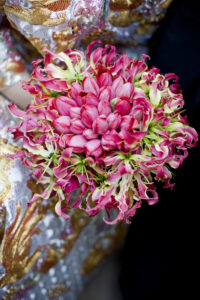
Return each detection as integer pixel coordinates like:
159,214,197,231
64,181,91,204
4,0,172,57
0,21,26,90
0,1,172,91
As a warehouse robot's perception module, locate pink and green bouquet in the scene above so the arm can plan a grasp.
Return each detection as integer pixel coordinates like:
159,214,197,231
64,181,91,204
8,41,198,224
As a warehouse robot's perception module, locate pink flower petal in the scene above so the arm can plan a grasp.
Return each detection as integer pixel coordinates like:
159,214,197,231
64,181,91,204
93,115,109,134
114,99,131,115
53,116,71,133
81,105,98,128
85,139,103,157
68,135,87,153
83,76,99,96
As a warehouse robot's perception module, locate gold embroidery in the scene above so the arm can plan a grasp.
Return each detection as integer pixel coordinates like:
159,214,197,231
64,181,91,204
0,199,45,288
53,29,76,53
135,23,153,35
81,222,128,275
6,18,19,31
46,0,71,12
28,0,71,11
0,139,20,205
109,0,144,11
56,11,68,19
160,0,173,9
5,61,26,73
28,0,58,4
135,14,165,35
81,27,116,46
109,11,142,27
39,208,90,274
27,178,44,197
10,28,42,63
28,35,49,54
1,286,18,300
48,284,68,298
0,206,6,245
0,0,5,13
5,5,65,26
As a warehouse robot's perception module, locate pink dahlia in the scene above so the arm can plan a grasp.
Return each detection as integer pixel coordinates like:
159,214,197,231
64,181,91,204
8,41,198,224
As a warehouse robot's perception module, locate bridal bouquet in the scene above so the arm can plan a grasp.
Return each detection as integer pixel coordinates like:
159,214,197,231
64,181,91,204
8,41,198,224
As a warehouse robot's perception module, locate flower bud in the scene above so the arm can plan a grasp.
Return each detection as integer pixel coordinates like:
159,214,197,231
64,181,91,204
68,135,87,153
85,139,103,157
83,76,99,96
99,86,113,102
54,96,76,116
98,72,112,87
101,130,122,150
85,93,99,106
83,129,98,140
114,98,131,115
81,105,98,128
107,112,121,129
53,116,71,133
120,115,133,131
70,107,81,118
93,115,109,134
116,82,134,99
98,99,112,116
71,118,85,134
59,134,72,148
112,76,124,96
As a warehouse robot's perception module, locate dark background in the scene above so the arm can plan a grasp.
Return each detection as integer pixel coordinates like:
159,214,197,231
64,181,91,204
119,0,200,297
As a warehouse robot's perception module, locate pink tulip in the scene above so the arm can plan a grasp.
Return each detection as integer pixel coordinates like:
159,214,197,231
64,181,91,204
83,129,98,140
84,92,99,106
85,139,103,157
70,107,81,118
101,130,122,150
131,97,153,130
53,116,71,133
120,129,147,147
99,86,113,102
112,76,124,96
54,97,76,116
107,112,121,129
116,82,134,99
81,105,98,128
83,76,99,96
68,135,87,153
71,82,84,106
120,115,134,131
98,72,112,87
98,99,112,116
133,88,146,99
87,41,103,62
114,98,131,115
71,118,85,134
93,115,109,134
41,79,68,92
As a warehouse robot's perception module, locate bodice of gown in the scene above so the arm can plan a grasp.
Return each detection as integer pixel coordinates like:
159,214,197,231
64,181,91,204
3,0,172,55
0,0,173,91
